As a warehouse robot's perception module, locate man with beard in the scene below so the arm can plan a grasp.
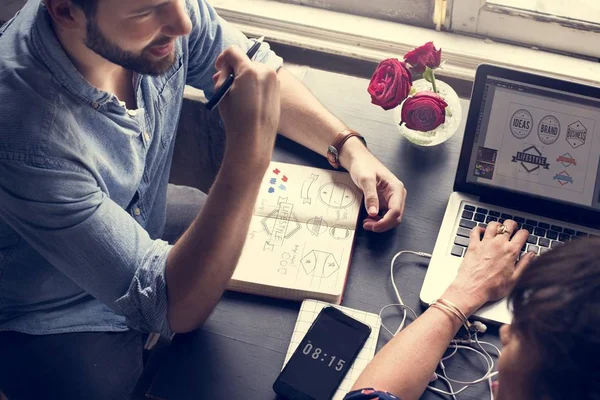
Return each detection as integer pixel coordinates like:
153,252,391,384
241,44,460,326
0,0,407,398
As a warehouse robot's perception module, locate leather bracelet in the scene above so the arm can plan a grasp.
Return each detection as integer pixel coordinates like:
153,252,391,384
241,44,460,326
326,129,367,169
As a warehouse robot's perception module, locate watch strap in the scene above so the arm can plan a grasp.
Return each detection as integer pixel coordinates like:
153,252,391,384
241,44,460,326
326,129,367,169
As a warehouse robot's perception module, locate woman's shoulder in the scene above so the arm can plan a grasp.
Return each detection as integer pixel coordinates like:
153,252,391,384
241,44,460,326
344,388,401,400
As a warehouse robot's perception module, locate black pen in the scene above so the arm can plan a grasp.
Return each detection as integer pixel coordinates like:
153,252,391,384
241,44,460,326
205,36,266,111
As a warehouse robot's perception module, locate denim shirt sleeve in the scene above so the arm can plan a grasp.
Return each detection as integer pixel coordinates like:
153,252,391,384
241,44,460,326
0,158,172,337
184,0,283,97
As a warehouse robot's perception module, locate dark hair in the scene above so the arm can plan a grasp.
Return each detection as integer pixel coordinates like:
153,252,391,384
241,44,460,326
70,0,99,17
509,237,600,400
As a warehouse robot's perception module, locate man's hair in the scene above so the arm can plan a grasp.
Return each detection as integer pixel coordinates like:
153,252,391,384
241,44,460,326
509,237,600,400
70,0,99,17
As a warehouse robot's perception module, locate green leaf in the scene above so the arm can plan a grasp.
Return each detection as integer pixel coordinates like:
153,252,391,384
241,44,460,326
409,87,417,96
423,67,434,83
423,67,438,93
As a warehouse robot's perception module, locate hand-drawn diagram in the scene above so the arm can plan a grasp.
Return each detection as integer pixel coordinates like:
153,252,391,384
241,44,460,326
301,250,340,278
233,162,362,296
301,173,318,204
318,182,356,209
330,225,351,240
261,197,302,251
247,229,262,240
306,216,328,236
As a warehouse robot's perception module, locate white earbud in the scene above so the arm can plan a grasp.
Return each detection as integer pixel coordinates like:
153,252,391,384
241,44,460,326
470,320,488,334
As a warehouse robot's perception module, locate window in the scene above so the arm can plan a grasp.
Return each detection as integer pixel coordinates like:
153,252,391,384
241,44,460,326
449,0,600,58
276,0,436,27
275,0,600,59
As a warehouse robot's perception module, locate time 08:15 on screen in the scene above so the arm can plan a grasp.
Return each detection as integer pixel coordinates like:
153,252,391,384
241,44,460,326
302,341,346,371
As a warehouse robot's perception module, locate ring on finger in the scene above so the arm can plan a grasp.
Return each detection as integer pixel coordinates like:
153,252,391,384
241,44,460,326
496,224,512,236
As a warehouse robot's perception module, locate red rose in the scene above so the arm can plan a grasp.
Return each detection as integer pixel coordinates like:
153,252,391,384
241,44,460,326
404,42,442,74
368,59,412,111
401,91,448,132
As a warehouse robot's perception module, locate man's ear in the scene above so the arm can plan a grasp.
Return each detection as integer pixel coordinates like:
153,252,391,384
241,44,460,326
44,0,87,31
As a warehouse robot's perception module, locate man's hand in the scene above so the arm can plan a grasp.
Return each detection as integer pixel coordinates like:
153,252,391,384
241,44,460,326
165,46,280,333
343,140,407,232
213,46,280,165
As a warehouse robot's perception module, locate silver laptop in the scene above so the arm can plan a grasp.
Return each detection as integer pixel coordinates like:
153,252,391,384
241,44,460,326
420,64,600,325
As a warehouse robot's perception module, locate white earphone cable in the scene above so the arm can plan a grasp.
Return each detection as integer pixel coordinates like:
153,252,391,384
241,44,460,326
379,250,500,400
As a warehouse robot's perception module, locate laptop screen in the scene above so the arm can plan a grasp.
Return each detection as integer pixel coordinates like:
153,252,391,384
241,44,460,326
466,75,600,211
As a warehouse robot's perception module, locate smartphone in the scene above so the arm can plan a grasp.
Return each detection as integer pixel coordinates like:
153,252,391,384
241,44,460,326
273,306,372,400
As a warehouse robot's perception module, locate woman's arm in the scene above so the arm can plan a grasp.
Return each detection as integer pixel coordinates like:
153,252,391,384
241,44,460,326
350,286,482,400
350,220,535,400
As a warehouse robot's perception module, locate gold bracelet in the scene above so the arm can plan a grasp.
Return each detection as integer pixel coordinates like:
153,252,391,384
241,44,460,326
430,303,458,320
430,302,465,325
430,300,471,332
437,298,470,326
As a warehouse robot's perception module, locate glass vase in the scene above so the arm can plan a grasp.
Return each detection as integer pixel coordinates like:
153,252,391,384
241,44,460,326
393,79,462,147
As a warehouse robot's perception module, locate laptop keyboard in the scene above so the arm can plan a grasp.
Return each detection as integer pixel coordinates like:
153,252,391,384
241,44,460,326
451,204,595,258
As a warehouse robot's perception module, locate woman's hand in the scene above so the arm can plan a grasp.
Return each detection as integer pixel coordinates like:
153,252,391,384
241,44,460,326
443,220,536,316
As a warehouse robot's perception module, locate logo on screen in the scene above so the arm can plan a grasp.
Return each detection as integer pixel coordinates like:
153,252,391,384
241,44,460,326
537,115,561,145
511,145,550,174
566,121,587,149
553,170,574,186
556,153,577,168
510,109,533,139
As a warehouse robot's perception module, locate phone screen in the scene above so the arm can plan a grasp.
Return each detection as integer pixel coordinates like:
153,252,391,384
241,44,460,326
273,307,371,400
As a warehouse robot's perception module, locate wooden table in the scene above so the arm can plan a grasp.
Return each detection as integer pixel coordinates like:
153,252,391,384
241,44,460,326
141,68,500,400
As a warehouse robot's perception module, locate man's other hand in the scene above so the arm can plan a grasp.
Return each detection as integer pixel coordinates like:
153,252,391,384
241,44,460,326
344,141,407,232
213,45,280,163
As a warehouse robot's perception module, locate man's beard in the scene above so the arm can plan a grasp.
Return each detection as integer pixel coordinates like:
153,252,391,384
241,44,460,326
84,19,175,76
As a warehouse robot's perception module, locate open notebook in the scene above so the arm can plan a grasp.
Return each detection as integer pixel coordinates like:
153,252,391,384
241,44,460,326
227,161,363,304
282,300,381,400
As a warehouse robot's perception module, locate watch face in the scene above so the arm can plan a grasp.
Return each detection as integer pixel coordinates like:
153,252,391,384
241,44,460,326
327,145,340,167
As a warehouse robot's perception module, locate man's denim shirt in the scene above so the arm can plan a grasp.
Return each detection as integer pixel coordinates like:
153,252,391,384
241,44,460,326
0,0,282,337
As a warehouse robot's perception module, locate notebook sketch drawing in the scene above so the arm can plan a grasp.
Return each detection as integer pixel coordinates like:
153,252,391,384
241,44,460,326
227,161,363,304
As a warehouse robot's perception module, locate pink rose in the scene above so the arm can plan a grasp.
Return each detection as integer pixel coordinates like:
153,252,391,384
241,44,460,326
401,91,448,132
404,42,442,74
367,59,412,110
